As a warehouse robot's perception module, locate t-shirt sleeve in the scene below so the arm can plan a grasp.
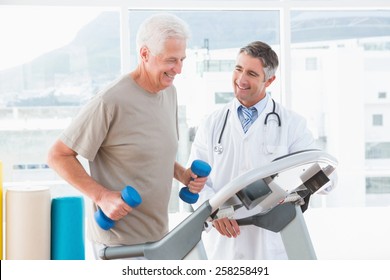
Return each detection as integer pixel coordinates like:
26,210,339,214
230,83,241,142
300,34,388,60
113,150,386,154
60,96,111,161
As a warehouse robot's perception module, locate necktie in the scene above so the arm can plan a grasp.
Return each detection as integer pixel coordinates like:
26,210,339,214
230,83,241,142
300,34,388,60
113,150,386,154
240,106,257,133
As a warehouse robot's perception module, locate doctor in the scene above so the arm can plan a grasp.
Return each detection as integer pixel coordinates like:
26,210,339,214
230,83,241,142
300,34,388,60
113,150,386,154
188,41,318,260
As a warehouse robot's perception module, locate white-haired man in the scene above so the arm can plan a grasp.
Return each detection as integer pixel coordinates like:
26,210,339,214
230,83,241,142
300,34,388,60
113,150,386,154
47,14,207,258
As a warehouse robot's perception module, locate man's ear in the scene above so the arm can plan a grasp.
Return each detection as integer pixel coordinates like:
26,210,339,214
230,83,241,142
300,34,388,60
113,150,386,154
139,46,149,62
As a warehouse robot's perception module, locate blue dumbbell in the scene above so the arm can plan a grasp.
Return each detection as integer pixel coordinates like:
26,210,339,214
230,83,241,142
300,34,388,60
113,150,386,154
179,160,211,204
94,186,142,230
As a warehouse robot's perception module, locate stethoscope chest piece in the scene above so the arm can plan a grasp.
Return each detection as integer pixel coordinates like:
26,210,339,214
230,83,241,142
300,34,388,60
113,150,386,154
214,144,223,154
213,109,230,154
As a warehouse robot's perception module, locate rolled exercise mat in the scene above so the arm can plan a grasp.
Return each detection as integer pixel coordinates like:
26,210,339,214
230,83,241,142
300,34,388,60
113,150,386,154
6,186,51,259
0,161,3,260
51,196,85,260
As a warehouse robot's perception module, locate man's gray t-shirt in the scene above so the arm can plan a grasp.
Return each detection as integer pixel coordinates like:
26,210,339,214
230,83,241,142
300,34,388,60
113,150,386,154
60,74,179,245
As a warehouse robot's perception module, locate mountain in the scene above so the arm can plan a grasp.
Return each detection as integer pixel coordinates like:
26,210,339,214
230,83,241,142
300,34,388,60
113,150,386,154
1,10,390,106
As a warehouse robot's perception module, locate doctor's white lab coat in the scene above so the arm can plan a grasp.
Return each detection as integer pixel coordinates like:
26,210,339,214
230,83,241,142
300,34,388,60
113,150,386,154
188,96,317,260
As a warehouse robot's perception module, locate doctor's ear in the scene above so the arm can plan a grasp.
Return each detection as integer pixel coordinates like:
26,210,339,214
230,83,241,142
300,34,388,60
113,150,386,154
265,76,276,87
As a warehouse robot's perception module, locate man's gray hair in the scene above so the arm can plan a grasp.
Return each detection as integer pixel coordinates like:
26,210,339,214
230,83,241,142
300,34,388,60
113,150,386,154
239,41,279,80
136,13,190,55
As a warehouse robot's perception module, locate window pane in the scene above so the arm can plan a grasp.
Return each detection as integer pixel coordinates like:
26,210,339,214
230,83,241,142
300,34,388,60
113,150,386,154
372,114,383,126
366,177,390,194
366,176,390,207
129,10,280,211
0,7,121,185
129,9,280,137
291,10,390,207
378,91,387,99
366,142,390,159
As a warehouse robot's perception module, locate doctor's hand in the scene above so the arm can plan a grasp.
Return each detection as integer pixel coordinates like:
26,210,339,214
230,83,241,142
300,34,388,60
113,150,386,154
213,217,240,238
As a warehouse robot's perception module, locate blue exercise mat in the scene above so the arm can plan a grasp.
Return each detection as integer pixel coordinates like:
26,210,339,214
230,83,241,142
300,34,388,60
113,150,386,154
51,196,85,260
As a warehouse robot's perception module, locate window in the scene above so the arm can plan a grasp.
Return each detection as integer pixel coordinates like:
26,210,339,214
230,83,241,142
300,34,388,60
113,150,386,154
305,57,318,71
366,177,390,194
128,9,281,129
378,91,387,99
366,142,390,159
290,10,390,208
372,114,383,126
215,92,234,104
0,6,121,183
198,59,236,73
1,2,390,212
128,9,281,211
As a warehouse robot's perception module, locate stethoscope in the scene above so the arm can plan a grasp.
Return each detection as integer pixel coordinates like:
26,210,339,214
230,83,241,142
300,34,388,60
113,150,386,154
213,98,281,155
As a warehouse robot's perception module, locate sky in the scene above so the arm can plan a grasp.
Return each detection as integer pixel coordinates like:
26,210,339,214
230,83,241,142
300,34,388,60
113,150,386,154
0,6,105,71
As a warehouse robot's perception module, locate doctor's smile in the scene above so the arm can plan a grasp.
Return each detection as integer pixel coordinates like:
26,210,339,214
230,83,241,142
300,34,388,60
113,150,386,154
235,83,250,91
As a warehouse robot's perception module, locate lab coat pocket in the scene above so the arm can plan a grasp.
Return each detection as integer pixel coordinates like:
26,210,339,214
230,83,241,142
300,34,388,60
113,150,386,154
263,124,284,153
263,144,288,156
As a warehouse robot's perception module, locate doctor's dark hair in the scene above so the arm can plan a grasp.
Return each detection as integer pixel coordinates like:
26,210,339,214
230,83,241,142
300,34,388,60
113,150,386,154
239,41,279,80
136,13,190,56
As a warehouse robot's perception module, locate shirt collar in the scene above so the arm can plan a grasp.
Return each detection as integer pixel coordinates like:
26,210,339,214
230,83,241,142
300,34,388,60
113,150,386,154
234,93,269,115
